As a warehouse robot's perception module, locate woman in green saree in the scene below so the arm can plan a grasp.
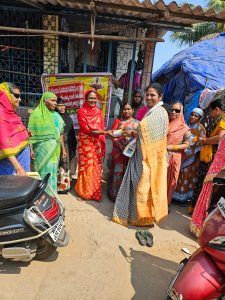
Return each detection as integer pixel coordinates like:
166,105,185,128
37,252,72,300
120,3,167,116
28,92,65,191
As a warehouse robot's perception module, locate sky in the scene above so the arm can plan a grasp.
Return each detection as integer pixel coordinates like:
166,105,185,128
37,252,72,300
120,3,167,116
152,0,207,73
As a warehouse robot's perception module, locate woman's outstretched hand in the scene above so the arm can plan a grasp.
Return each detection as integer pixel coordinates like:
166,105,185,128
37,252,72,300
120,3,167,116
16,166,26,176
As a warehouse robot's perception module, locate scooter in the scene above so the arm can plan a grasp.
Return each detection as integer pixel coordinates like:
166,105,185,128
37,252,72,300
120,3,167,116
0,173,69,262
167,177,225,300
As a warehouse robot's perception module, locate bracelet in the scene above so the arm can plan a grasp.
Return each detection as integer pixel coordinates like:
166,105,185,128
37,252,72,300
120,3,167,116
173,145,178,151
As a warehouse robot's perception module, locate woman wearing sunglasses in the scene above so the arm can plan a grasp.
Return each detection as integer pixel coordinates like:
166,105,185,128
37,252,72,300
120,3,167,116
0,82,30,175
173,108,205,209
167,102,191,205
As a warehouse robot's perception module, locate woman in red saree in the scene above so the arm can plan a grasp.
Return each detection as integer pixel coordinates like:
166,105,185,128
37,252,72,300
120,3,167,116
107,103,139,201
167,102,191,204
75,89,112,201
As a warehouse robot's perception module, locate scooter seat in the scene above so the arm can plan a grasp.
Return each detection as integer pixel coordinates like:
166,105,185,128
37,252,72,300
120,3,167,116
0,176,40,209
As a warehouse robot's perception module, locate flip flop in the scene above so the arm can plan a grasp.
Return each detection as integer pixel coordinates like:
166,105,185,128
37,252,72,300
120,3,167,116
135,231,147,246
140,230,153,247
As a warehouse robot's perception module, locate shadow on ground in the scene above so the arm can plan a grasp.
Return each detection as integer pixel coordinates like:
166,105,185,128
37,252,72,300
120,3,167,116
158,203,197,242
0,250,58,274
119,245,179,300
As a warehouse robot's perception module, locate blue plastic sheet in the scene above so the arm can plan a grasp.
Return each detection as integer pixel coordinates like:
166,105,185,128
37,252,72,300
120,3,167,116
153,33,225,121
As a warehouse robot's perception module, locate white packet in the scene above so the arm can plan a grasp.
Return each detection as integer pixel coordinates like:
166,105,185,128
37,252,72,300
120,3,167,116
123,138,137,157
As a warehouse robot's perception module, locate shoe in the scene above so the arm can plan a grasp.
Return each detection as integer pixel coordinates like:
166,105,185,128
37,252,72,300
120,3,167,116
135,231,147,246
140,230,153,247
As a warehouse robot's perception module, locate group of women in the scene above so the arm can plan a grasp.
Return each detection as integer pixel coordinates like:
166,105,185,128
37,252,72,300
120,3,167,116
1,80,225,238
74,83,225,237
0,82,76,194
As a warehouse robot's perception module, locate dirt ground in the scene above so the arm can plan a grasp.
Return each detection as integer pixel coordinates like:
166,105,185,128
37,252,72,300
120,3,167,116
0,177,198,300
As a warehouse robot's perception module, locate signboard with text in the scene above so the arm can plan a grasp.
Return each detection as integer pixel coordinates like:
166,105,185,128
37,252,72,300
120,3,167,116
41,73,112,129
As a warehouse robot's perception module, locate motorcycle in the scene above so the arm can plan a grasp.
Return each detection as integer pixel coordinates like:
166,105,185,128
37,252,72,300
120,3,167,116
167,177,225,300
0,173,69,262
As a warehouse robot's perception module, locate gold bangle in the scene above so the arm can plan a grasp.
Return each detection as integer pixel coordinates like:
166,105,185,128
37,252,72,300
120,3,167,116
173,145,178,151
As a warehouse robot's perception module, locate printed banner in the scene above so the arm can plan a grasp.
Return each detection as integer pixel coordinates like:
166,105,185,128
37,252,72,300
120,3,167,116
41,73,112,129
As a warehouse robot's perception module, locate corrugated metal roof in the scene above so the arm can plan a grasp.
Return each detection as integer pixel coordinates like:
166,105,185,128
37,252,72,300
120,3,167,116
18,0,225,27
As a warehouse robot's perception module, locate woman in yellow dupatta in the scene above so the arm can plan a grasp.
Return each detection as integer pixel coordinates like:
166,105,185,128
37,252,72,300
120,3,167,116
112,83,169,226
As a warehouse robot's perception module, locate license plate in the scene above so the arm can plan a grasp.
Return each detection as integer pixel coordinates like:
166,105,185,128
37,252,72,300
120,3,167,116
217,197,225,218
49,217,64,242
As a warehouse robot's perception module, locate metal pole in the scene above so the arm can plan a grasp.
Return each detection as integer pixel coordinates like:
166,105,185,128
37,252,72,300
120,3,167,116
0,26,164,43
107,41,112,73
128,41,137,104
83,40,88,73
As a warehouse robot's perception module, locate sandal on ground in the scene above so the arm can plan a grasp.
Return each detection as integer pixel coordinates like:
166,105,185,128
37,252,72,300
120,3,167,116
140,230,153,247
135,231,147,246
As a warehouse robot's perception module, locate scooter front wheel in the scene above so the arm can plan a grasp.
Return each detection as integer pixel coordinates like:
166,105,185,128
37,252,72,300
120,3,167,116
35,238,57,260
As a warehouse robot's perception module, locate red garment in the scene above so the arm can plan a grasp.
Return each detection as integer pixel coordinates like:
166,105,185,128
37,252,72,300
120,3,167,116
75,101,105,201
0,89,28,159
136,106,148,121
191,135,225,236
118,71,141,90
77,101,105,154
107,117,139,201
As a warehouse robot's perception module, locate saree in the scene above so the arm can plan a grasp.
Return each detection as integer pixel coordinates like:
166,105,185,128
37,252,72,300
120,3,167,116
107,117,139,201
173,123,205,203
167,112,190,204
28,93,64,191
191,119,225,237
0,82,30,174
112,102,169,226
75,102,105,201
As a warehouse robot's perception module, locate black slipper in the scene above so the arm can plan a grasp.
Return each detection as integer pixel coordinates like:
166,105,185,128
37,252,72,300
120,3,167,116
135,231,147,246
140,230,153,247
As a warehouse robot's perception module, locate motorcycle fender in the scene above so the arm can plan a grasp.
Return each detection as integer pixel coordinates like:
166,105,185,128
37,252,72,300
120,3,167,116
172,248,225,300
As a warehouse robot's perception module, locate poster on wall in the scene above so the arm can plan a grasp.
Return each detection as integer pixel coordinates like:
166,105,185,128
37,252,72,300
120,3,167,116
41,73,112,129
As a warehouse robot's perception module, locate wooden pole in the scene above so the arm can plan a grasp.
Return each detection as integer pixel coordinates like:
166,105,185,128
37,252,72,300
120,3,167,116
0,26,164,43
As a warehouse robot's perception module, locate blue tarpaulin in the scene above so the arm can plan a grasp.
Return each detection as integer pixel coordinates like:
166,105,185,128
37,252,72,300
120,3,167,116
152,33,225,120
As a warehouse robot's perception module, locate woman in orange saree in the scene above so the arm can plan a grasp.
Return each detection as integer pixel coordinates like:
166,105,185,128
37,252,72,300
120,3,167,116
75,89,112,201
112,83,169,226
167,102,191,204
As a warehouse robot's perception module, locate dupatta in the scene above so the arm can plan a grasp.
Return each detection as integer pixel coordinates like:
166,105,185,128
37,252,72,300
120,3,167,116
77,101,105,154
0,82,28,159
28,92,61,144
